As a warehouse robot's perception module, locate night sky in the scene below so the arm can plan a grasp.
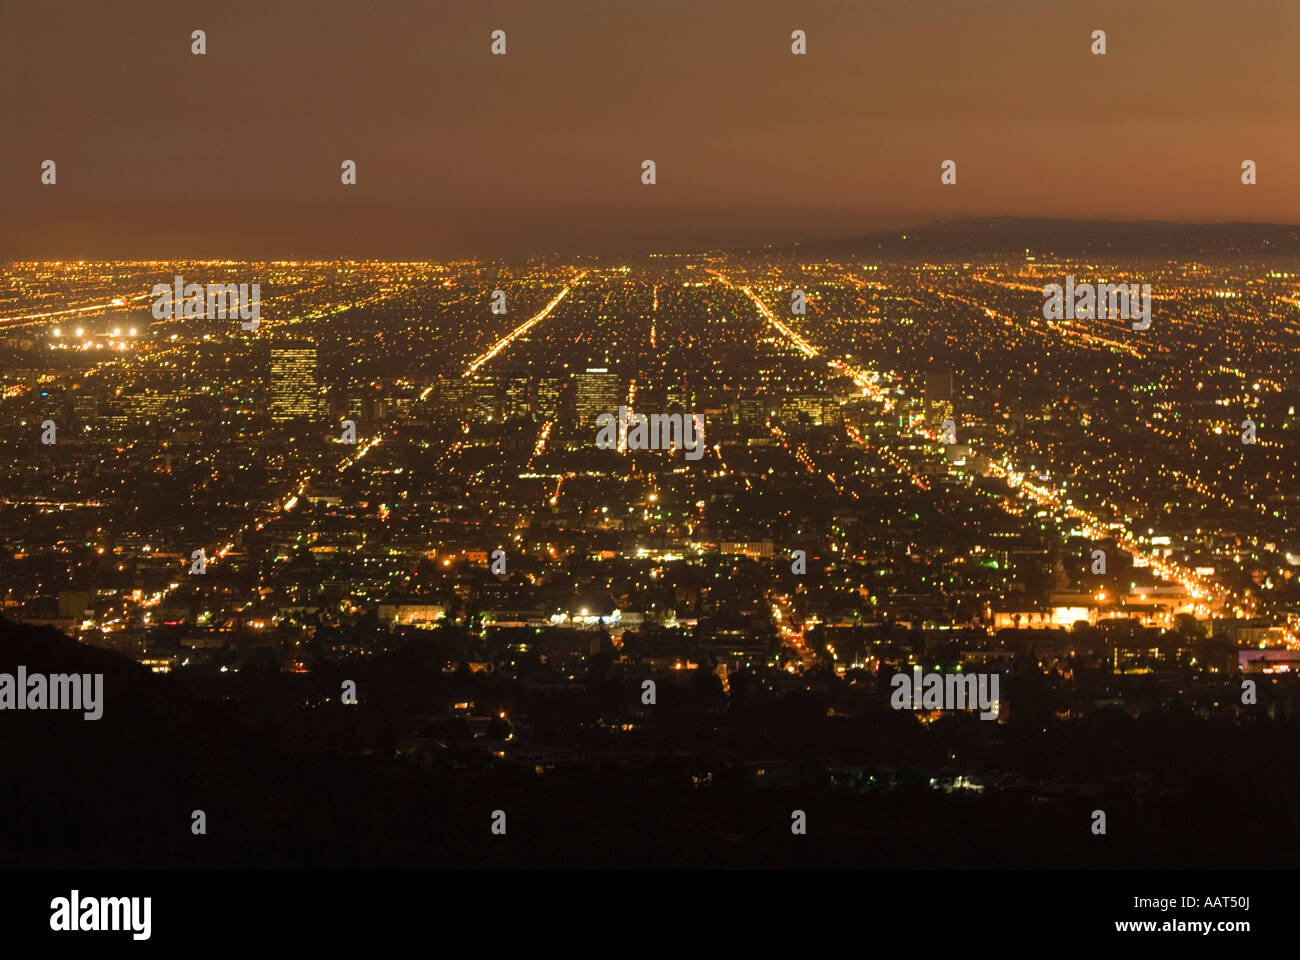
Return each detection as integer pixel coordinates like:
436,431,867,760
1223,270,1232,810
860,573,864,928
3,0,1298,259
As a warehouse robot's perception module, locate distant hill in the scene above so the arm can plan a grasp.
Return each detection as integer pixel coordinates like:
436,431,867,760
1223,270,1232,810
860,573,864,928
764,217,1300,261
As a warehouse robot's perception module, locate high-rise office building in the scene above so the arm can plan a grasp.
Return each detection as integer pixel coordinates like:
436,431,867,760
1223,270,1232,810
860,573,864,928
505,378,531,420
574,367,621,430
469,377,500,422
535,377,562,419
270,345,323,421
924,369,954,431
433,377,472,418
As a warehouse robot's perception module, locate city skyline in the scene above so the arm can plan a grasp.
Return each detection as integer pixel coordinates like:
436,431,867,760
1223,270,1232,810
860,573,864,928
1,2,1293,932
3,246,1299,880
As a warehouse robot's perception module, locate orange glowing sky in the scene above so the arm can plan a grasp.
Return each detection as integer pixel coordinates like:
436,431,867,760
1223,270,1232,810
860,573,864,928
2,0,1298,258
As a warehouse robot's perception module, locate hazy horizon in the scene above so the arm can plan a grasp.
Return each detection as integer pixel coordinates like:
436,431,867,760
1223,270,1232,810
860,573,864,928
9,213,1300,265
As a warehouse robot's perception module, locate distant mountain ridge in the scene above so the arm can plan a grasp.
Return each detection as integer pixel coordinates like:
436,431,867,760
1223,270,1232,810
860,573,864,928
764,217,1300,261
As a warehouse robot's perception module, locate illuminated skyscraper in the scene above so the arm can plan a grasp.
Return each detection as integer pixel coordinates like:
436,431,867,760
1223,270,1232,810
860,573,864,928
535,377,561,419
270,345,323,421
924,368,954,431
469,377,500,422
505,378,531,420
574,367,621,429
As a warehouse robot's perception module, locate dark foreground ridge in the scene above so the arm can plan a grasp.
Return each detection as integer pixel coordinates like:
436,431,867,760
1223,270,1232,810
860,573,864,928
4,616,1300,869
